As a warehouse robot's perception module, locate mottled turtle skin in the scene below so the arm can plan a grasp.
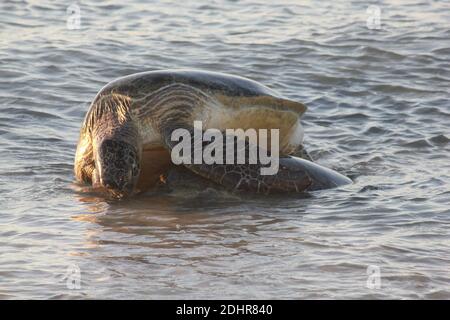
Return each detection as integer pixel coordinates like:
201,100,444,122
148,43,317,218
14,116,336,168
74,69,351,198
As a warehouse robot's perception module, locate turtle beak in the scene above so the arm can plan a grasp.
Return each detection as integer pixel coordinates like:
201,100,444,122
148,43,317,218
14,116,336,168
92,166,135,199
101,174,135,199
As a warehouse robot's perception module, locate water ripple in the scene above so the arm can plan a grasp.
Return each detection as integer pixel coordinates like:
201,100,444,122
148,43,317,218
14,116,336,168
0,0,449,300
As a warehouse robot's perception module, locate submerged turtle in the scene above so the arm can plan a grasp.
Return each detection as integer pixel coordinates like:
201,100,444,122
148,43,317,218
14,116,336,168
75,69,351,198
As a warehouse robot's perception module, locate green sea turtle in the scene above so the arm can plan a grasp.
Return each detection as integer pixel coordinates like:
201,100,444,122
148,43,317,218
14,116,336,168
74,69,351,198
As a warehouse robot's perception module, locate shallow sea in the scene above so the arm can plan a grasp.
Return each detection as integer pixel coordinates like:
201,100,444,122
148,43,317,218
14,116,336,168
0,0,449,299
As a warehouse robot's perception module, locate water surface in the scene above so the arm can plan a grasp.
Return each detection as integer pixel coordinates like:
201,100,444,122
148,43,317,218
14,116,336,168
0,0,449,299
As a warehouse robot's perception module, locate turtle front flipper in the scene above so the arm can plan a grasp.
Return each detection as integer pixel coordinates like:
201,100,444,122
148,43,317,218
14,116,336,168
161,125,350,194
148,83,351,194
172,135,351,194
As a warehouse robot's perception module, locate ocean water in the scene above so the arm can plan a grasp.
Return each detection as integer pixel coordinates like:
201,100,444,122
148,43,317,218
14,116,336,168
0,0,449,299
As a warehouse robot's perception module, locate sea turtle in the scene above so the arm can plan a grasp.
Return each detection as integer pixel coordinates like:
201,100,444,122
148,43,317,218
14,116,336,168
74,69,351,198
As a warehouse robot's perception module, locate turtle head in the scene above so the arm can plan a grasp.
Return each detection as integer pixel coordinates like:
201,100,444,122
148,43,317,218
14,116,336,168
89,96,142,199
93,136,141,199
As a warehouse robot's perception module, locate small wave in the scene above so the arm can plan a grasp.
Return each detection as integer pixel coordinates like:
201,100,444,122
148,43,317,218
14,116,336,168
363,126,390,135
334,112,369,121
357,46,406,61
431,47,450,55
429,134,449,146
370,84,438,95
2,107,63,120
412,106,450,117
358,185,383,192
401,139,432,149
